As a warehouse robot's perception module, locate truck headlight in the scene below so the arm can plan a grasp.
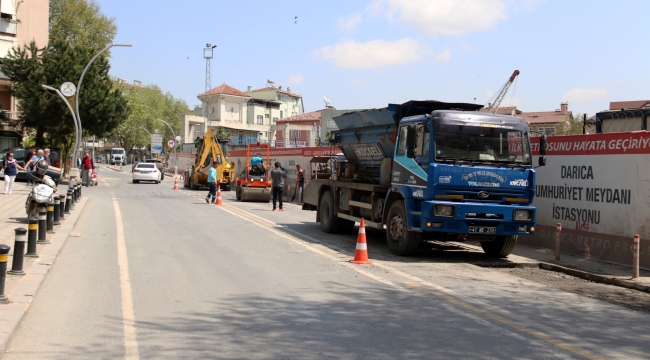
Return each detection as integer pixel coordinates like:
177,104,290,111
434,205,455,217
513,209,533,221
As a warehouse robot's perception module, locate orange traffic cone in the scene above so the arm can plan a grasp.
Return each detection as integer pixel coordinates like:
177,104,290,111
349,218,372,264
215,185,223,206
173,177,179,191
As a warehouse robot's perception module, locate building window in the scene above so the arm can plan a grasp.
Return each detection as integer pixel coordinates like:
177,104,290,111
327,119,337,129
273,117,278,125
257,115,263,124
290,130,301,138
265,114,269,118
538,127,556,135
280,111,283,118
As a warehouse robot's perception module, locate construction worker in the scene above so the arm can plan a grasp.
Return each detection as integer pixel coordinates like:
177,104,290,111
296,164,305,203
271,162,287,211
205,163,217,204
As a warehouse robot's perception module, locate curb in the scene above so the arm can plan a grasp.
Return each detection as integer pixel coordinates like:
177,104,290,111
0,196,89,356
538,262,650,294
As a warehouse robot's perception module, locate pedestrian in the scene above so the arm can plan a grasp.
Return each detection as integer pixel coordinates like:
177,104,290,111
296,164,305,203
26,149,45,186
205,163,217,204
271,161,287,211
81,152,94,187
43,148,51,165
2,152,25,194
26,146,35,185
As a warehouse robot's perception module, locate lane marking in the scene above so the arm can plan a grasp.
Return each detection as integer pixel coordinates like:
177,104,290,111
111,192,140,360
213,198,606,359
404,282,605,360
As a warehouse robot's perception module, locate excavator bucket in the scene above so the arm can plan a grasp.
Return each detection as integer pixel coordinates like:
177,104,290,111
240,187,271,202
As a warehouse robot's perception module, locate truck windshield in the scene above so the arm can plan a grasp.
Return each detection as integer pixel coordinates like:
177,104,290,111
434,123,531,166
112,149,125,154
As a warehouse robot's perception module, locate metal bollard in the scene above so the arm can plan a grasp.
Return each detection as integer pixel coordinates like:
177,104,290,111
38,208,48,244
59,194,66,220
0,244,10,302
46,201,55,233
555,223,562,261
633,234,640,279
8,228,27,276
53,196,61,225
65,190,72,214
25,217,39,258
78,182,82,198
71,185,77,204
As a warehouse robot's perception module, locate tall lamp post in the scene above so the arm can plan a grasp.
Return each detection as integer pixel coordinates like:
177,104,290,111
75,43,132,165
155,119,181,177
203,43,217,133
139,127,152,159
42,85,79,175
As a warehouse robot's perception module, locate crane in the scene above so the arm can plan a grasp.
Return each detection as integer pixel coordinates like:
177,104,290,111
486,70,520,114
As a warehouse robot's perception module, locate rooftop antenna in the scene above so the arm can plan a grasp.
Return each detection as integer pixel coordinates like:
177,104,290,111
324,96,331,107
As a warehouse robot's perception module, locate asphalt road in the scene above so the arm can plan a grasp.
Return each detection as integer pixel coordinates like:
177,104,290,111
4,168,650,359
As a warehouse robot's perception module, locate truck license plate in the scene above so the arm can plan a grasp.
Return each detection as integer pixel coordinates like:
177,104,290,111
469,226,496,234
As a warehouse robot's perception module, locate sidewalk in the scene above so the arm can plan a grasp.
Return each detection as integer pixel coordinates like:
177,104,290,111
0,180,88,354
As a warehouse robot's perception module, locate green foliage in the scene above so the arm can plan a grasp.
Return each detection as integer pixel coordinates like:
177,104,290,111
0,39,130,171
113,84,190,157
555,113,593,136
50,0,117,49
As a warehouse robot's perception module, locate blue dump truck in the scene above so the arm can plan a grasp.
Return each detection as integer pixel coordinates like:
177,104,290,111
302,100,547,257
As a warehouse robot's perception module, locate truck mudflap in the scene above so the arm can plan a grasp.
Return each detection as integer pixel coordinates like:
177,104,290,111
418,201,536,236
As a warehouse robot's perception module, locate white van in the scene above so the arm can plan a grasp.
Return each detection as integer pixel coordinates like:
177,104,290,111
110,148,127,165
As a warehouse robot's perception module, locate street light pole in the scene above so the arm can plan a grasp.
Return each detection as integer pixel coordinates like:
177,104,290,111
75,43,132,165
42,85,79,178
155,119,179,177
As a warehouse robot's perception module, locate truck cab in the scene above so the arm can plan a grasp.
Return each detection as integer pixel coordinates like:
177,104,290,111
389,110,540,256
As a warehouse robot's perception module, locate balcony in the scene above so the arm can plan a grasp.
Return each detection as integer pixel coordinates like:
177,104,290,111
0,18,17,35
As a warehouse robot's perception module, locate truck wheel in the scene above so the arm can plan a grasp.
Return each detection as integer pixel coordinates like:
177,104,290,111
236,186,241,200
386,200,421,256
319,190,342,233
190,177,200,190
481,235,517,257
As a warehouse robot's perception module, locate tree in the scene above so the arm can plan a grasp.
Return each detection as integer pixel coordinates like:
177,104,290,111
0,39,130,172
50,0,117,49
556,113,593,135
112,84,189,159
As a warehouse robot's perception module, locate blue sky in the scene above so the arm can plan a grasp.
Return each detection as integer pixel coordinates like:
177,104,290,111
96,0,650,116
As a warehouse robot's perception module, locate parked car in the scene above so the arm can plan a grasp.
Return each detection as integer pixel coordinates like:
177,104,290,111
132,163,161,184
144,159,165,180
0,147,61,184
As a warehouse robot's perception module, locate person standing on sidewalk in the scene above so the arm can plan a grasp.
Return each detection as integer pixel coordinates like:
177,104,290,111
43,148,51,165
25,146,35,186
3,152,25,194
271,162,287,211
26,149,45,186
205,163,217,204
82,152,94,187
296,164,305,203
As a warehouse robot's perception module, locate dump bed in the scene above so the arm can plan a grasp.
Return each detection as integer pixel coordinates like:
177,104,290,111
332,100,482,173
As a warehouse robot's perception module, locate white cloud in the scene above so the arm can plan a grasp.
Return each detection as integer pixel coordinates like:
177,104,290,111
288,75,305,85
339,13,363,31
352,77,375,88
564,88,609,103
378,0,507,37
434,48,451,63
314,38,429,70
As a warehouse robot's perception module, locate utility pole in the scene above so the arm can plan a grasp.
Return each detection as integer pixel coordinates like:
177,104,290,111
583,114,587,134
203,44,217,134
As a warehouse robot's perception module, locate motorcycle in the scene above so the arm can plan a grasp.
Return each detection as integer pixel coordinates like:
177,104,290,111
25,159,58,219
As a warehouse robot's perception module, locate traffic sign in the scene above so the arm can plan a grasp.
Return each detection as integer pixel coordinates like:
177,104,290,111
167,139,175,149
60,82,76,97
152,145,163,153
161,150,166,156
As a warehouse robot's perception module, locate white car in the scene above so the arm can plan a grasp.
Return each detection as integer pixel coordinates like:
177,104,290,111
132,163,161,184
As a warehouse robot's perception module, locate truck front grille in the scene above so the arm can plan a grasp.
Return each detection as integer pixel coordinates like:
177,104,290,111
439,187,526,203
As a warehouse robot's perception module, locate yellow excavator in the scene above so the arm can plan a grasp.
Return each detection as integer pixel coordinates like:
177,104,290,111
184,128,235,191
